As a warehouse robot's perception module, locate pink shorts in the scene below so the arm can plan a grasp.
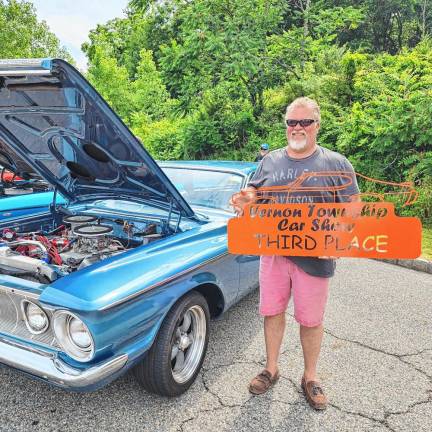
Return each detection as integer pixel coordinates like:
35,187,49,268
259,256,329,327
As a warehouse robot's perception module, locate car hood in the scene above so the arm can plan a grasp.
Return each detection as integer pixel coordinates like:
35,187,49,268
0,142,40,180
0,59,195,218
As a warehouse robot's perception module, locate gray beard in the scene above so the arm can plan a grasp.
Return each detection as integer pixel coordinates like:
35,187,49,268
288,137,308,152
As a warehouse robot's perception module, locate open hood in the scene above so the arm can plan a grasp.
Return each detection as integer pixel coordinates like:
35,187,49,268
0,140,40,180
0,58,195,218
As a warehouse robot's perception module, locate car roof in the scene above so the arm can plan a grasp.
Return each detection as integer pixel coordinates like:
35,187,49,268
158,160,258,175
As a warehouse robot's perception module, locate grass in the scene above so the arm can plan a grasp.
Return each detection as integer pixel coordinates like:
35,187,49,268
422,225,432,260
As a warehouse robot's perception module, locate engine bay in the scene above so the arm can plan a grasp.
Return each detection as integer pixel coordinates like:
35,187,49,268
0,213,169,283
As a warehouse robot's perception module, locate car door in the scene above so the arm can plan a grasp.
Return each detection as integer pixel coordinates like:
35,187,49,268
236,170,260,299
237,253,260,296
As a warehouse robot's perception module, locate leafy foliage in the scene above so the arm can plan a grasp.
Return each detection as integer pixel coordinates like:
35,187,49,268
0,0,70,60
87,47,135,123
80,0,432,222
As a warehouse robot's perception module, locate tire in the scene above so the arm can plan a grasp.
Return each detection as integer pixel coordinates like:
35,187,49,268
133,291,210,396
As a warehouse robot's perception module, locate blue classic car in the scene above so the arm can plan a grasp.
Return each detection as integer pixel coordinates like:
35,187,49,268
0,58,259,396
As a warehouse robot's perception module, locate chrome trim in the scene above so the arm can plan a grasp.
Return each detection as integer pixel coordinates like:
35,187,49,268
100,251,229,311
20,300,50,335
0,211,53,226
160,164,252,178
0,59,52,76
0,283,40,300
53,311,95,362
0,283,57,348
0,335,128,389
0,69,51,76
243,171,256,189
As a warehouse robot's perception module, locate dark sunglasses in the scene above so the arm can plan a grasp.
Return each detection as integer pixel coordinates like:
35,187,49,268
285,119,316,128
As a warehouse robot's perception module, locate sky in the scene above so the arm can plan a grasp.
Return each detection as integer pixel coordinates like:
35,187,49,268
31,0,130,71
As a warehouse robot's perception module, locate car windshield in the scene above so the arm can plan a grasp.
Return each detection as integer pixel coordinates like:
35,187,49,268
162,167,244,211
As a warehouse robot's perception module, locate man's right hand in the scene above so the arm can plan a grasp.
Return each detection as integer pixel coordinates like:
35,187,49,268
229,187,257,216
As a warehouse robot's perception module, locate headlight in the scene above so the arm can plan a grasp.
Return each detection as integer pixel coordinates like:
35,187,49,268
21,301,49,334
53,311,95,362
68,317,92,349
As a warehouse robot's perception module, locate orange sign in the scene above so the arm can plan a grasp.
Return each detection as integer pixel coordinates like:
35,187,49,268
228,202,422,258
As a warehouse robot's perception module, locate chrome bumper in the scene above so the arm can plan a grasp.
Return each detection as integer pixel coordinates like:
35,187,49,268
0,335,128,390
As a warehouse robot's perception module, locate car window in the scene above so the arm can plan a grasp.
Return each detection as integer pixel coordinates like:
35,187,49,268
162,167,244,211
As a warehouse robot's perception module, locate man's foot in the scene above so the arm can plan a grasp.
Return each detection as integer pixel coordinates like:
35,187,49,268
248,369,280,395
301,376,328,410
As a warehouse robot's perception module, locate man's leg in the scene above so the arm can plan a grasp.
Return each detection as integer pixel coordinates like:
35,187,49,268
300,323,327,410
264,312,286,376
300,323,324,382
249,256,291,394
290,262,329,409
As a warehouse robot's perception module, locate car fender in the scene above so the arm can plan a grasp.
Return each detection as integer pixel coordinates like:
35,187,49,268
40,223,235,310
39,224,239,363
51,266,228,367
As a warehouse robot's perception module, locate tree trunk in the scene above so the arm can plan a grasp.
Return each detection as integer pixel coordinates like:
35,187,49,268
421,0,427,39
395,11,403,52
300,0,311,73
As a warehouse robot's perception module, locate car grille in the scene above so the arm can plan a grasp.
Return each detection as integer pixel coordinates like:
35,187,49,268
0,285,58,348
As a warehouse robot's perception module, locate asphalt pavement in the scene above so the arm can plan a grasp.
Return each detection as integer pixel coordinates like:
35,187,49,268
0,259,431,432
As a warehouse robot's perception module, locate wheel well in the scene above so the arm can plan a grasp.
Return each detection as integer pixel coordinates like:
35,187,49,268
193,283,224,318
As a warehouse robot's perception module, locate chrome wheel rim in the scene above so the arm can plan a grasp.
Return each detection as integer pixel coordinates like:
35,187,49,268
171,305,206,384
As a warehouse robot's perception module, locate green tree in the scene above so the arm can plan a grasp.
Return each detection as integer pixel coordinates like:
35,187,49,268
82,18,133,69
0,0,70,59
319,0,431,53
82,1,187,78
132,117,187,160
131,49,173,123
336,41,432,179
159,0,286,117
86,47,135,123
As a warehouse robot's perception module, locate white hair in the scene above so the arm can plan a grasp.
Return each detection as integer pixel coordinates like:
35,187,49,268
286,97,321,122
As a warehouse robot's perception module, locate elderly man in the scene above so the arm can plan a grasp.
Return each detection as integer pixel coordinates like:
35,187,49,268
231,97,359,410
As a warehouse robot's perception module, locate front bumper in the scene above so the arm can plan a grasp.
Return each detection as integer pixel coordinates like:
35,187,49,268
0,335,128,390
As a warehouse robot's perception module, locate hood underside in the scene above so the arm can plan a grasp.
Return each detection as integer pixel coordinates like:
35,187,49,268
0,59,195,218
0,141,40,180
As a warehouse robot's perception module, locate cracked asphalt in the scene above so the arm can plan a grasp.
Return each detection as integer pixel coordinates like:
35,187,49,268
0,259,431,432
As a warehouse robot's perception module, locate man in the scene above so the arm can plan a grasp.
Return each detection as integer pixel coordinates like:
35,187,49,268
254,143,270,162
230,97,359,410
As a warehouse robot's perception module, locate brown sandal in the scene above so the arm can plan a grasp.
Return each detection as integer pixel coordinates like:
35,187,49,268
301,376,328,410
248,369,280,395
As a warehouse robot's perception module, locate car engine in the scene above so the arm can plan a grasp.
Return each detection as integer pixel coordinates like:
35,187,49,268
0,214,163,283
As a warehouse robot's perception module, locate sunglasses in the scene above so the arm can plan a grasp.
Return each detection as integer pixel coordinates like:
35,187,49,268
285,119,316,128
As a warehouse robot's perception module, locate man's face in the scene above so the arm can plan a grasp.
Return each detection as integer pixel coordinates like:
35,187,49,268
285,105,320,154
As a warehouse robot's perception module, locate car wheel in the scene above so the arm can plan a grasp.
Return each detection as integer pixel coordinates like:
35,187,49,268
134,290,210,396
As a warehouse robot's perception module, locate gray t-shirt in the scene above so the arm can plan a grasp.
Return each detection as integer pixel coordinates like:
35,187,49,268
247,145,360,277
